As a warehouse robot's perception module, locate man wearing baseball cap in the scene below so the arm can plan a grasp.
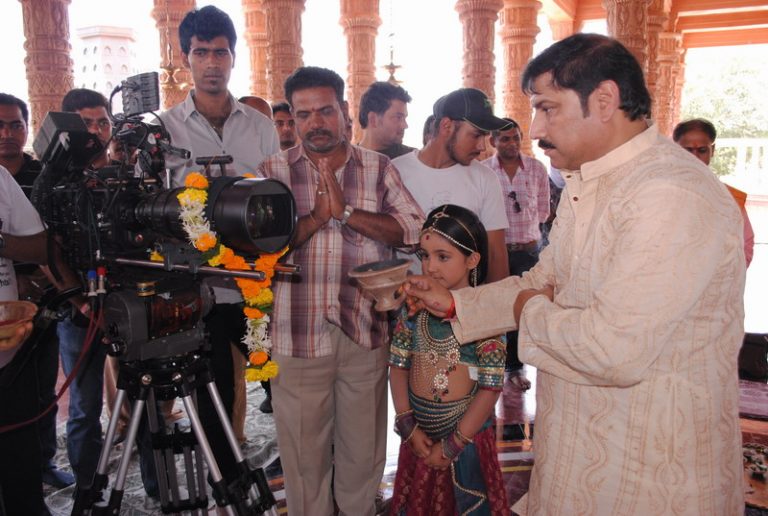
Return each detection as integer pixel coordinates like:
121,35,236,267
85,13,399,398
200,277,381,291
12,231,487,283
393,88,511,281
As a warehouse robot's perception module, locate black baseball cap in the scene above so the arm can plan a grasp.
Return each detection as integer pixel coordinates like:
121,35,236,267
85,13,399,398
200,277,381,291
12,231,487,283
433,88,511,132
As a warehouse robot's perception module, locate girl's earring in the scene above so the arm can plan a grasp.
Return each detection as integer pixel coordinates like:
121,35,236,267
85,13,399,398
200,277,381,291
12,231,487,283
471,267,478,287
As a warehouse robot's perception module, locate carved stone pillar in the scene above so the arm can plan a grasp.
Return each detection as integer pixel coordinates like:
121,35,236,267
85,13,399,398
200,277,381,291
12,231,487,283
340,0,381,144
602,0,650,76
654,31,679,136
19,0,75,134
263,0,305,103
672,40,686,129
499,0,541,155
645,0,667,100
152,0,195,109
549,18,575,41
243,0,269,98
455,0,504,102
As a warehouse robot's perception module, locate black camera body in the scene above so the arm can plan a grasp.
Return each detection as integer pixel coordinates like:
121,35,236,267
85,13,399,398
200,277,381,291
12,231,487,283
31,73,296,361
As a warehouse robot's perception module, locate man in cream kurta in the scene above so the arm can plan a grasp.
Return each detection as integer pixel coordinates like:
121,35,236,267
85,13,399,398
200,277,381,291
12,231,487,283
404,34,745,515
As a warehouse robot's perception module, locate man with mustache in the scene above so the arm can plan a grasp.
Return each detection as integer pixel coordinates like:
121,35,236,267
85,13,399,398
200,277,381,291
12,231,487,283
393,88,511,282
358,81,414,159
482,117,549,389
157,5,279,495
255,66,423,516
405,34,745,515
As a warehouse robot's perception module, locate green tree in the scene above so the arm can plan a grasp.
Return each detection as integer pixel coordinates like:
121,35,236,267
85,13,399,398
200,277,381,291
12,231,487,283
679,46,768,176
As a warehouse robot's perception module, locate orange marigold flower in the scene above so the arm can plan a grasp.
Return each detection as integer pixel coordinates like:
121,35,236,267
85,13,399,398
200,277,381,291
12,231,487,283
224,255,250,271
218,247,236,265
195,232,217,252
185,172,208,189
242,173,256,179
244,307,264,319
249,351,269,366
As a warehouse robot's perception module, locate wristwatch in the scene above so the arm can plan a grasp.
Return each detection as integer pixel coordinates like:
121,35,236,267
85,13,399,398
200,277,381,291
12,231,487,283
340,204,354,225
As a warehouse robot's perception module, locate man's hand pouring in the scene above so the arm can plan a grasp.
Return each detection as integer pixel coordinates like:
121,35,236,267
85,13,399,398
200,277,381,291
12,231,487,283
403,275,455,319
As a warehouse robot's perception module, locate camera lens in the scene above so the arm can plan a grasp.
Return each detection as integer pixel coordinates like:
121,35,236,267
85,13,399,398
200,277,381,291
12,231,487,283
135,177,296,255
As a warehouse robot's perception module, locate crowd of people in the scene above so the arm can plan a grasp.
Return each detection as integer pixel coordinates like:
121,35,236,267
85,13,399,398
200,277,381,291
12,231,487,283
0,4,751,516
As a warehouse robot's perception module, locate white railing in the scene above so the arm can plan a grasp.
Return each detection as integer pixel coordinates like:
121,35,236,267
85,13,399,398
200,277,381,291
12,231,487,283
715,138,768,194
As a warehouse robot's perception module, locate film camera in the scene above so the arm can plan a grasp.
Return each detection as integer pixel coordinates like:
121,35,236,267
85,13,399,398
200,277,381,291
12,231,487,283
31,72,296,361
31,73,295,515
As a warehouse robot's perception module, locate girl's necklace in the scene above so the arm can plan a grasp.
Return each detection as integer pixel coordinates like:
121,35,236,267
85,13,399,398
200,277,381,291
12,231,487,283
418,311,460,401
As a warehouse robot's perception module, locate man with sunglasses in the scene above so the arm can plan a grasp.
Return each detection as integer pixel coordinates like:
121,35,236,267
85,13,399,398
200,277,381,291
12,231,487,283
673,118,754,266
483,118,549,387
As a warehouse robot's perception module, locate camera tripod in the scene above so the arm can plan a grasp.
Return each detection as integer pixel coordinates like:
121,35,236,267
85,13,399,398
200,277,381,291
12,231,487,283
71,351,277,516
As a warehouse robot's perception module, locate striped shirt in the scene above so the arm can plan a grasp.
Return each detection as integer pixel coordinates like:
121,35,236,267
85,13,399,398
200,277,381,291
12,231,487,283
256,143,424,358
482,154,550,244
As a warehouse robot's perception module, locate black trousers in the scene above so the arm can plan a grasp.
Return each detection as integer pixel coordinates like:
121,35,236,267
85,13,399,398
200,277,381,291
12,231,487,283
197,303,246,484
0,342,50,516
507,248,540,370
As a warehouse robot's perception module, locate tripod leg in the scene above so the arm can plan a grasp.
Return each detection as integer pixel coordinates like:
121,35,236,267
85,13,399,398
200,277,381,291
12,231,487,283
205,379,277,513
179,393,236,516
85,396,147,514
111,397,146,491
70,388,130,515
143,389,174,505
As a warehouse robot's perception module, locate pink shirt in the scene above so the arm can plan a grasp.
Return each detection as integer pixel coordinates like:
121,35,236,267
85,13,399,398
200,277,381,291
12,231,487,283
482,154,550,244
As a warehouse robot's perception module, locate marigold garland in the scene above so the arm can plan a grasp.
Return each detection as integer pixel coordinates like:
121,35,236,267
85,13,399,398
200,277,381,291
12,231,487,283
170,171,287,382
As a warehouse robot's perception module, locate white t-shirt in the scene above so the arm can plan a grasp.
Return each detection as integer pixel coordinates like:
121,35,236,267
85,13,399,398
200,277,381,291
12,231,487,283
392,150,508,230
392,150,508,272
0,165,45,367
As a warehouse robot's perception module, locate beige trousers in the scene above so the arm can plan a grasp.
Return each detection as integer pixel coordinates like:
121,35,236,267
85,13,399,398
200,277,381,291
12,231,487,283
272,324,388,516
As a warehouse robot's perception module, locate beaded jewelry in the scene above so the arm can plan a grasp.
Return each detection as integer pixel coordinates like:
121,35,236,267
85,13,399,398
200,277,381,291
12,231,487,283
418,311,460,401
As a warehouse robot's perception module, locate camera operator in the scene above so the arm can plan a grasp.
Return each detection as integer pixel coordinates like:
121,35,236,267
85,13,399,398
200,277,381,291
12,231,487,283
59,89,160,498
55,89,112,493
0,163,49,515
0,93,75,490
157,5,279,488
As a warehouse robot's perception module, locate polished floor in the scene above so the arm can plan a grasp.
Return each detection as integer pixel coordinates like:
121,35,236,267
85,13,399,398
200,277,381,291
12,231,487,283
49,364,768,515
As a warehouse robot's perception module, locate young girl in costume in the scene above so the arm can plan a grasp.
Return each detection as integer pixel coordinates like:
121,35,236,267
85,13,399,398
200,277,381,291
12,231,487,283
389,204,509,515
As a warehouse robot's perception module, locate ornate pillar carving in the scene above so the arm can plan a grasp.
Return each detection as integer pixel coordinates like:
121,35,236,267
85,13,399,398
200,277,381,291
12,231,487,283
263,0,305,103
499,0,541,155
549,18,575,41
602,0,650,76
455,0,504,102
340,0,381,144
152,0,195,109
654,31,680,136
645,0,667,100
19,0,75,134
242,0,269,98
672,40,686,129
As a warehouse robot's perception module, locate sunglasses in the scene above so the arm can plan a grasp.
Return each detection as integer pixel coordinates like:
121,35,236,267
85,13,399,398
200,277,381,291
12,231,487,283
508,191,521,213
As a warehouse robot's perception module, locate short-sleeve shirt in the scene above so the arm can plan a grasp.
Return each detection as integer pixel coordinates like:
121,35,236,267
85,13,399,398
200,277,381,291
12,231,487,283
392,150,508,231
0,165,45,367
